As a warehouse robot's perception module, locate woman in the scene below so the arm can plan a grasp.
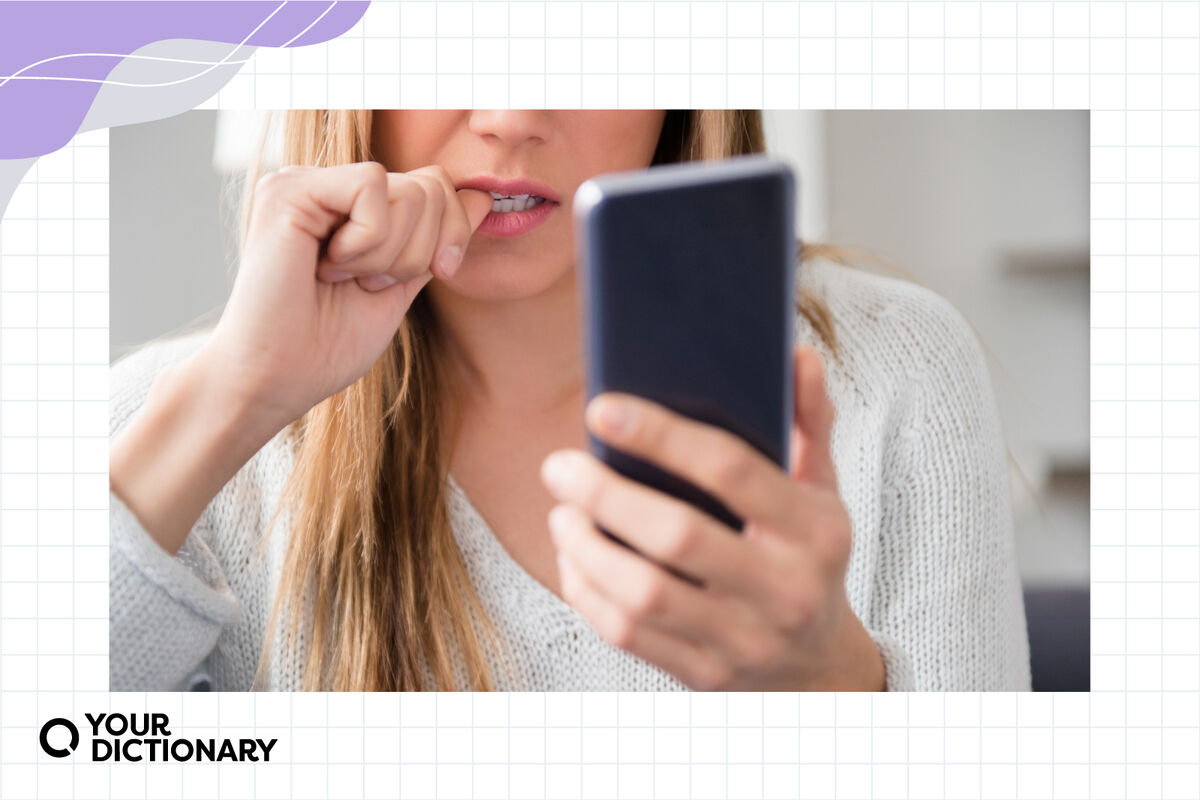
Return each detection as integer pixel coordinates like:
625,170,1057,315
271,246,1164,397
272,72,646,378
109,110,1031,692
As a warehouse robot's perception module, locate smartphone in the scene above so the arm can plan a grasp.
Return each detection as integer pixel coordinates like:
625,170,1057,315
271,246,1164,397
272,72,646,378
573,154,797,532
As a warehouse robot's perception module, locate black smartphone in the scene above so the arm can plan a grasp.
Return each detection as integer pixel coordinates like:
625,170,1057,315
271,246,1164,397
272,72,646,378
573,154,797,532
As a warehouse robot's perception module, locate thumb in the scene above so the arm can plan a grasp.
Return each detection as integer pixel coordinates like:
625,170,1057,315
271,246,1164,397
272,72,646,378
427,189,493,280
790,346,838,490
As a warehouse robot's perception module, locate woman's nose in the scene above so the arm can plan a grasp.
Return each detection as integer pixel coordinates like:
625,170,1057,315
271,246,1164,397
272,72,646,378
467,111,552,148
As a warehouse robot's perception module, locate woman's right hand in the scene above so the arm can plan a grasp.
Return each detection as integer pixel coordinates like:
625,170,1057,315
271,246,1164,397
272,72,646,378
110,162,493,553
205,162,494,429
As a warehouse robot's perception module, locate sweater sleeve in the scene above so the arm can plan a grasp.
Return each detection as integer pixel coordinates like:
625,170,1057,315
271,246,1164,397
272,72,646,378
108,336,242,691
870,290,1032,691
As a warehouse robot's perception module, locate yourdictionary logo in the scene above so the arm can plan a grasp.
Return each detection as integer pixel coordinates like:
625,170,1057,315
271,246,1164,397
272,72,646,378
39,718,79,758
38,714,277,763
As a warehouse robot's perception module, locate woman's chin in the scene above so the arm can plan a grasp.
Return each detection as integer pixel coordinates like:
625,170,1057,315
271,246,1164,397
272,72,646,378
438,256,572,303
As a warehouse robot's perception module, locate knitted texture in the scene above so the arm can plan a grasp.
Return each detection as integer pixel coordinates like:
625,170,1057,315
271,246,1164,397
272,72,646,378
109,259,1031,691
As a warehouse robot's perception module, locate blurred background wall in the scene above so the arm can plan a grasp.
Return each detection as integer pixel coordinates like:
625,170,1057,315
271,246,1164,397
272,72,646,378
771,110,1090,584
109,112,238,360
771,111,1090,690
111,110,1090,688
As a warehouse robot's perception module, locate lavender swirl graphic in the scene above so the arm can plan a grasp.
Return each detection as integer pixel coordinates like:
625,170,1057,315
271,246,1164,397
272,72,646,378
0,1,369,213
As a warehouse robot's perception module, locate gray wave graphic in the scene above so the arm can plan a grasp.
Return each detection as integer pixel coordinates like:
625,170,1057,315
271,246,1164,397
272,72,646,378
80,39,256,134
0,158,36,219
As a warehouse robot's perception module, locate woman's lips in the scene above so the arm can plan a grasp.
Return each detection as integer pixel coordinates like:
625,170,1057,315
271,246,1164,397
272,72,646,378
456,177,562,238
475,200,558,237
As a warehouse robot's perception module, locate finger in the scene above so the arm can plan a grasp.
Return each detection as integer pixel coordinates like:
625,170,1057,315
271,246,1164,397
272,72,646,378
551,503,781,674
792,347,838,490
316,176,427,283
556,549,734,691
311,162,391,263
434,188,493,279
252,163,392,277
584,393,814,531
545,470,840,639
446,188,492,273
410,167,490,281
357,173,446,292
540,449,763,596
549,503,739,638
323,172,493,288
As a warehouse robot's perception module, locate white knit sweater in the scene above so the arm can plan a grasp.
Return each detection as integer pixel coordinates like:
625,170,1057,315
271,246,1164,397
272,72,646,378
109,259,1032,692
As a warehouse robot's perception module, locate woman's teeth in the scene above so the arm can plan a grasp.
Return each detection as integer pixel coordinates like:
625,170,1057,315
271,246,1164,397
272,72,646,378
488,192,546,213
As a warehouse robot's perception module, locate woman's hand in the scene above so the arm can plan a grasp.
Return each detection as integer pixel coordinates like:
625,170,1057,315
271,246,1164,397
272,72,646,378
111,162,493,554
540,347,886,691
209,162,494,429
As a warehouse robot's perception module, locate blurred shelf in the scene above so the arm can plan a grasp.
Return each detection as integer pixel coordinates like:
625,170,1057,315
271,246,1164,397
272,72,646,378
1002,246,1090,275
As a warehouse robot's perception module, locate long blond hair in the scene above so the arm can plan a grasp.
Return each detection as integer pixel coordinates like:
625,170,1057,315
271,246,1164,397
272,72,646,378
251,111,834,691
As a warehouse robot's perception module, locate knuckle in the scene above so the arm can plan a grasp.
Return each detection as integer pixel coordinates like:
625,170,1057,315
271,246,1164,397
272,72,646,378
253,168,314,223
605,615,638,650
272,198,321,233
424,180,448,212
356,160,387,182
629,577,666,619
660,510,699,561
825,528,852,567
394,180,427,216
407,178,446,222
578,470,608,511
812,510,852,565
254,171,278,195
777,583,818,629
275,164,306,179
254,169,289,200
709,448,753,493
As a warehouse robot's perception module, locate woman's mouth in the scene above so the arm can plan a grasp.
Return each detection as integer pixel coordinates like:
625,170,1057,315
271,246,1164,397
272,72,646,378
489,192,547,212
477,192,558,237
457,176,561,238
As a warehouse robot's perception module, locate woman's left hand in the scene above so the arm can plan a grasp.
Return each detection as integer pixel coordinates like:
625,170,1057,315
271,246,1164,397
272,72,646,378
540,346,886,691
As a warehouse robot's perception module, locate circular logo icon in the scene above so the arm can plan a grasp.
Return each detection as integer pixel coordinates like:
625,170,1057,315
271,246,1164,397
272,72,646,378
39,718,79,758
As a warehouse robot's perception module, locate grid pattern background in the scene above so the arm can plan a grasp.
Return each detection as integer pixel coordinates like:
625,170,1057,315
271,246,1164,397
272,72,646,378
0,0,1190,798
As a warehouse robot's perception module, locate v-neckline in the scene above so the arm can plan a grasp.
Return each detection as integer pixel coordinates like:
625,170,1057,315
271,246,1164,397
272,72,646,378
443,473,688,692
444,472,572,610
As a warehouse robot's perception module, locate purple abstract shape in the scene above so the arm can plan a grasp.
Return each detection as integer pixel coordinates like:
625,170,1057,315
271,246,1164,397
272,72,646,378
0,1,369,159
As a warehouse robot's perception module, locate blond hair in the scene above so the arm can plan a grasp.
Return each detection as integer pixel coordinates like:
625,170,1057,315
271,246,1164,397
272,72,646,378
250,111,834,691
